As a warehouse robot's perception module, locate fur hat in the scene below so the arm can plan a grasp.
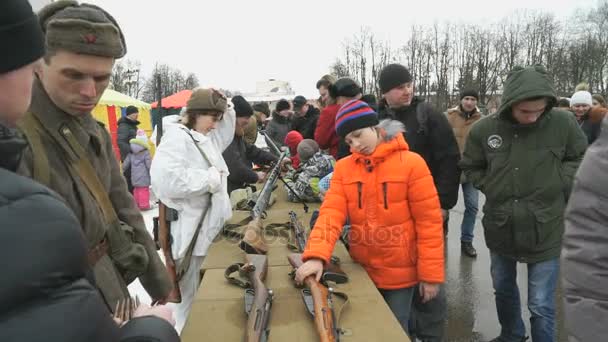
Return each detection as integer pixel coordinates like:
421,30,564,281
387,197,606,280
187,88,227,113
378,64,413,94
0,0,45,73
38,1,126,58
231,95,253,117
570,91,593,106
460,89,479,101
335,100,379,138
297,139,320,163
252,102,270,116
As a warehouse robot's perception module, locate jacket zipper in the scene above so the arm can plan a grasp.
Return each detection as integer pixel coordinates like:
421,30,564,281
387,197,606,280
382,183,388,209
357,182,362,209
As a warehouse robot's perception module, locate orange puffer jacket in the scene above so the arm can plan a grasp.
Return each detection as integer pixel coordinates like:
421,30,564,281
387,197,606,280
302,133,445,289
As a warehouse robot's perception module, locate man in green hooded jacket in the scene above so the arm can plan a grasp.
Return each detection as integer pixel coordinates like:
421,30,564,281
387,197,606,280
460,65,587,342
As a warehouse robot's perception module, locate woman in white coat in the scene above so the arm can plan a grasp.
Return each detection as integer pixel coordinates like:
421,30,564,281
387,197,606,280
150,88,235,333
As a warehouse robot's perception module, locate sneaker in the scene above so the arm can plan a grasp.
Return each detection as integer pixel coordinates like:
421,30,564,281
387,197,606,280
461,241,477,258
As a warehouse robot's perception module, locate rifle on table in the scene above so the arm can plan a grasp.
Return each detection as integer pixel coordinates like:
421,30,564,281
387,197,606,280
152,74,181,303
239,150,288,254
289,211,348,284
225,254,273,342
288,253,341,342
259,130,309,213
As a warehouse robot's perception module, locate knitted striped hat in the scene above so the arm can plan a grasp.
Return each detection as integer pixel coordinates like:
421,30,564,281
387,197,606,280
335,100,379,138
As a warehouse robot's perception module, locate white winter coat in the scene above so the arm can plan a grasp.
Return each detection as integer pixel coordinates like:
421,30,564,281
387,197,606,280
150,107,235,259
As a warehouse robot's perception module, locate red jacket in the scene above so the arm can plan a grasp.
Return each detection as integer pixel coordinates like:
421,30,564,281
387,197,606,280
314,104,340,158
303,134,445,289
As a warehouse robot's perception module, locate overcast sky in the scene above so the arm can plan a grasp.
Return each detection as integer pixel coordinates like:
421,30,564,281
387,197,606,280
31,0,597,98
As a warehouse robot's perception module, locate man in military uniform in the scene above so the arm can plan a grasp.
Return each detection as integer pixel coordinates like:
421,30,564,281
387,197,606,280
17,1,171,310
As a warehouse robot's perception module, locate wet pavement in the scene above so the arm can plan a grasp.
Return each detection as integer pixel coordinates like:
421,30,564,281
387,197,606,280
444,188,567,342
130,188,568,342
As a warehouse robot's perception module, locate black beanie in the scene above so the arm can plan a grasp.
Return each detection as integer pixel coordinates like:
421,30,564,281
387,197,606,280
329,78,362,99
378,64,413,94
231,95,254,117
275,99,291,112
460,89,479,101
0,0,45,73
125,105,139,115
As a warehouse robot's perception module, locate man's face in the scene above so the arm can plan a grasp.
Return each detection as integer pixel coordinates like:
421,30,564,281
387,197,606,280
461,96,478,112
127,112,139,121
0,60,40,127
294,104,308,117
512,98,547,125
236,116,251,129
383,82,414,108
572,104,591,119
319,85,329,103
36,50,114,116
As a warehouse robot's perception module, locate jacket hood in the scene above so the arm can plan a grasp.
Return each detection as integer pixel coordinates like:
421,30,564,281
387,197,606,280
129,138,149,152
351,131,410,166
498,65,557,119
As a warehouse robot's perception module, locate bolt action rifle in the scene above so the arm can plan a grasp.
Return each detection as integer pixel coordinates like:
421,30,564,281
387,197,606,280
239,150,288,254
152,74,181,303
289,211,348,284
288,253,341,342
225,254,273,342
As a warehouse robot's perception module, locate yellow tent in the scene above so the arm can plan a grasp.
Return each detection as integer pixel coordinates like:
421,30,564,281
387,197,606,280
91,89,154,160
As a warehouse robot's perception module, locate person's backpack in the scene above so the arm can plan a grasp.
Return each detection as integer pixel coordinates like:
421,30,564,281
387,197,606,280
381,99,431,136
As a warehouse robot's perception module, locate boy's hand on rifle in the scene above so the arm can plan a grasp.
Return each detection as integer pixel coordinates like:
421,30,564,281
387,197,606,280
419,282,440,303
295,258,324,285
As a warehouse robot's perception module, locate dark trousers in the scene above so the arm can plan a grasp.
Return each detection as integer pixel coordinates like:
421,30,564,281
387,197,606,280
379,286,416,337
123,168,133,194
409,216,448,341
409,284,447,341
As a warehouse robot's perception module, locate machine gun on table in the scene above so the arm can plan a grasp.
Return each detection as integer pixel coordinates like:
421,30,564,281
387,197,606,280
289,211,348,284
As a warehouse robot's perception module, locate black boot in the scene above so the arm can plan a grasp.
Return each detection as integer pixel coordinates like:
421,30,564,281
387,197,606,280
461,241,477,258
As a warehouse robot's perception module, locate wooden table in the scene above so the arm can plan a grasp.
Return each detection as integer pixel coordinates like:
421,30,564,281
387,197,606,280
181,187,410,342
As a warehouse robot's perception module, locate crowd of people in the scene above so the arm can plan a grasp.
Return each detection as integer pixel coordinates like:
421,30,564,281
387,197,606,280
1,0,607,341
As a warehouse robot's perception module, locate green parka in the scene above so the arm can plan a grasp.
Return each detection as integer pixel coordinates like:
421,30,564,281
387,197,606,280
460,65,588,263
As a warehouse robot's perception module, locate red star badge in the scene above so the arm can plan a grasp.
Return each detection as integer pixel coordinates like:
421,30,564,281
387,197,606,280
84,34,97,44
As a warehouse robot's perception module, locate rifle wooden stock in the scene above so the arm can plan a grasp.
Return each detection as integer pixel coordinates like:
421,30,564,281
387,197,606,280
288,253,337,342
245,254,273,342
240,218,268,255
157,202,182,303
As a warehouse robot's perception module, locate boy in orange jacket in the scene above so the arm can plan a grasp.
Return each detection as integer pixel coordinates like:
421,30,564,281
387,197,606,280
295,100,445,337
